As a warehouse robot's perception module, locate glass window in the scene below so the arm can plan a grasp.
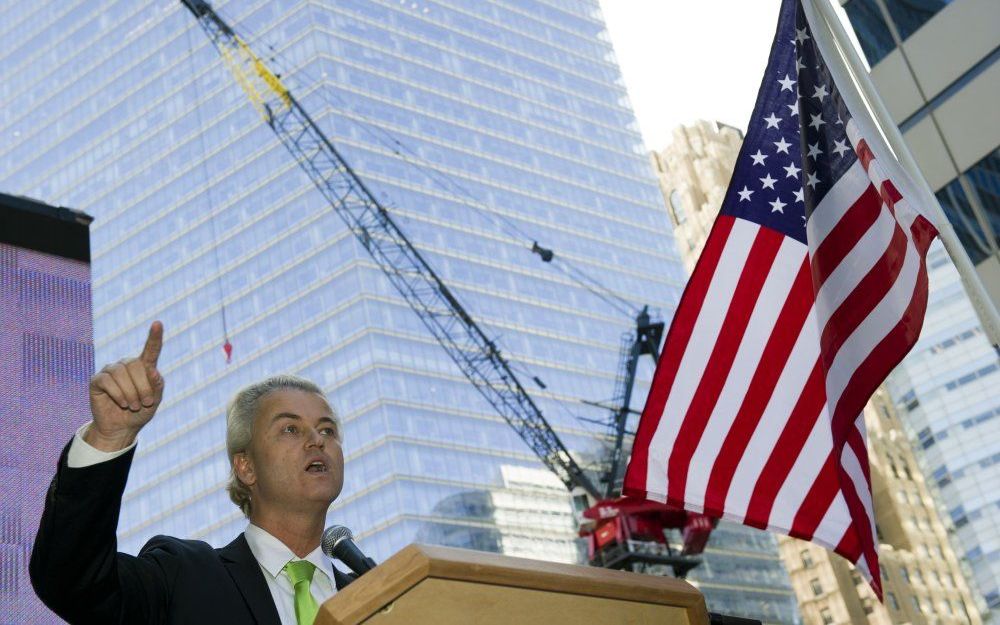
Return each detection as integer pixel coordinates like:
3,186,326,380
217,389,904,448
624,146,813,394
669,189,687,225
820,607,834,625
844,0,897,65
887,591,900,610
885,0,953,40
936,179,994,265
801,549,814,568
811,577,823,596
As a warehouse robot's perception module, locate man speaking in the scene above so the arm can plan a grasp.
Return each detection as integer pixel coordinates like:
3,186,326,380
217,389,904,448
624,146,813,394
30,321,355,624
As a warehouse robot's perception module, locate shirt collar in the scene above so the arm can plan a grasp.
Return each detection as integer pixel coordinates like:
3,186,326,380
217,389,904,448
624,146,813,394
244,523,335,585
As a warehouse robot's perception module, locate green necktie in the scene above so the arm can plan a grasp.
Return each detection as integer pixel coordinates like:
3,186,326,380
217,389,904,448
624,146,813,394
283,560,320,625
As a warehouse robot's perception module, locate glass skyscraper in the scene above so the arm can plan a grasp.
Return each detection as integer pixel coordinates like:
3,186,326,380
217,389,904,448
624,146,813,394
1,2,798,622
0,0,683,557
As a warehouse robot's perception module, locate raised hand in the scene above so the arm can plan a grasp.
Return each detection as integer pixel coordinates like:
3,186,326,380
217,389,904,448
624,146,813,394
85,321,165,452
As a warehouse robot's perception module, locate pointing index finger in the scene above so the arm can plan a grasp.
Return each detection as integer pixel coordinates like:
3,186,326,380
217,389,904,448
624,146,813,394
140,321,164,367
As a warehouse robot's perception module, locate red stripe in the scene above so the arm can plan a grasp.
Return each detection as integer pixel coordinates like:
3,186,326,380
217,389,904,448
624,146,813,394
834,523,862,563
788,451,840,539
836,427,880,598
624,216,736,496
878,179,902,215
743,359,827,529
855,139,874,170
701,258,814,517
819,221,908,368
911,214,938,255
665,227,785,506
810,184,881,288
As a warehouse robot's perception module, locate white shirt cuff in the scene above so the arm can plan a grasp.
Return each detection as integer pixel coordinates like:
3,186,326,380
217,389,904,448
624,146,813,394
66,422,137,468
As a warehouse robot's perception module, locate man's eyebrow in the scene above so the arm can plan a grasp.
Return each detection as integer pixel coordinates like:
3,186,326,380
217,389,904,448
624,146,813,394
270,412,336,424
270,412,301,424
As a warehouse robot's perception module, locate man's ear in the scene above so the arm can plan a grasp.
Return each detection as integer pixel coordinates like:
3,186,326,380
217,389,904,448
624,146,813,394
233,451,256,487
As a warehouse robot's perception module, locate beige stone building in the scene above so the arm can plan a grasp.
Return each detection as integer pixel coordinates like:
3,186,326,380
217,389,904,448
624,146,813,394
650,121,983,625
779,389,982,625
649,120,742,272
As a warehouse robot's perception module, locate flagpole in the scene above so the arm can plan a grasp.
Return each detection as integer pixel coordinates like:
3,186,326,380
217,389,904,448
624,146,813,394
805,0,1000,349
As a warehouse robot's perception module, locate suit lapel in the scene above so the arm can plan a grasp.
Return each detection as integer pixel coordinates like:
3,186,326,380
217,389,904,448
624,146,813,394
219,533,281,625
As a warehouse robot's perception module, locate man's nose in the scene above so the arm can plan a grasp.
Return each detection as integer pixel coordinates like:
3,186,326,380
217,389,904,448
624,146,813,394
305,427,325,448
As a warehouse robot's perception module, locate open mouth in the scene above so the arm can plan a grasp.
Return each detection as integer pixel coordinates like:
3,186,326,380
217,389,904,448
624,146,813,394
306,461,328,473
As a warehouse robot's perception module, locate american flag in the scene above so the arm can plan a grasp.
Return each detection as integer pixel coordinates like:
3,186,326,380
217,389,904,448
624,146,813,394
624,0,938,598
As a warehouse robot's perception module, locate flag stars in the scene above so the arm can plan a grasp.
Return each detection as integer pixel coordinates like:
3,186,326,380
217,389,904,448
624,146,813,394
795,26,810,44
808,113,826,130
793,188,805,203
783,161,801,179
796,56,806,73
806,171,821,189
764,113,782,129
787,103,799,117
774,137,792,154
760,173,777,190
769,197,787,214
738,186,754,202
751,149,768,166
778,74,796,92
807,141,823,160
832,138,851,157
812,84,829,101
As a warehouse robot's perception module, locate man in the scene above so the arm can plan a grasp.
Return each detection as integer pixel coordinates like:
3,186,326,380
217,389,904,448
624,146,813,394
30,321,355,625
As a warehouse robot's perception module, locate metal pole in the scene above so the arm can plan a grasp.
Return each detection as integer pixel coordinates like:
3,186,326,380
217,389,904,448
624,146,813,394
804,0,1000,349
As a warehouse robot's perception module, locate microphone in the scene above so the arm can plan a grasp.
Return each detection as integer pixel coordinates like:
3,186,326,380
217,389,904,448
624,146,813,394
321,525,376,576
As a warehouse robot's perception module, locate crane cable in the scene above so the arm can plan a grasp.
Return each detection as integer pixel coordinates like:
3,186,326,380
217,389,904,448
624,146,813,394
185,24,234,363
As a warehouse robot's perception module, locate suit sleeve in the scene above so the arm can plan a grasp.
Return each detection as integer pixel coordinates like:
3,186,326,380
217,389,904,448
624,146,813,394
29,438,177,625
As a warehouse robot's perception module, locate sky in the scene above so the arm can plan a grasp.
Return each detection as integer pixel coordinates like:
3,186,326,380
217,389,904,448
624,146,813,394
598,1,861,151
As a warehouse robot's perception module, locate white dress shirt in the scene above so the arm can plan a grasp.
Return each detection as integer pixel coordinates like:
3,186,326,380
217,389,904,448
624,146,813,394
67,422,338,625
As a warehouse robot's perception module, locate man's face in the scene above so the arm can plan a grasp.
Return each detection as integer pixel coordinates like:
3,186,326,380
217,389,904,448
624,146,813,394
238,389,345,516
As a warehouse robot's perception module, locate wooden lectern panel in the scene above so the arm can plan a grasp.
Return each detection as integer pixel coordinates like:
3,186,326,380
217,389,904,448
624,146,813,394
316,543,709,625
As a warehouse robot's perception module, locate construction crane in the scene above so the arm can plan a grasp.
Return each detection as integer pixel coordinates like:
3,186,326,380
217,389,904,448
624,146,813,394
180,0,712,576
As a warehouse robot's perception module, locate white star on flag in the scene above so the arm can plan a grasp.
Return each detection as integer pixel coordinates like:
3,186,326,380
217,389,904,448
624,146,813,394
760,173,777,190
774,137,792,154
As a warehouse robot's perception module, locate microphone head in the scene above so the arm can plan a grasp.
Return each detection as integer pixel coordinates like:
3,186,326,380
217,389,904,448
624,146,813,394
321,525,354,557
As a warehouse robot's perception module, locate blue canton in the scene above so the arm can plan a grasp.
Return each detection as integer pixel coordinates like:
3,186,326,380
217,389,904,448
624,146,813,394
720,0,858,244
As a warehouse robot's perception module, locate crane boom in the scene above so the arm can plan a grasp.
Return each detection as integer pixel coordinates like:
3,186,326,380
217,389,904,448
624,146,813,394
181,0,600,498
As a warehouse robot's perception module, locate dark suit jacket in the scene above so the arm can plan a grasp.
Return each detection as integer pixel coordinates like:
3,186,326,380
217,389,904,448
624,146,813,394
30,439,354,625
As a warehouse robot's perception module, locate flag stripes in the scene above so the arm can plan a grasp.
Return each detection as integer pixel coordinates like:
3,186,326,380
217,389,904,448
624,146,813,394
624,0,940,599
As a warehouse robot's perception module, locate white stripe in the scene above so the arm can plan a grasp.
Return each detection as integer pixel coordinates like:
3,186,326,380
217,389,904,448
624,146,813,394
841,419,876,551
806,159,869,248
766,404,833,532
643,219,760,498
805,491,852,552
824,235,922,416
812,204,897,331
725,306,820,521
683,238,808,509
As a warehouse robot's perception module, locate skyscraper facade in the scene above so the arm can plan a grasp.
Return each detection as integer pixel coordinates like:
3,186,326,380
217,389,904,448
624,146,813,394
0,0,686,587
842,0,1000,615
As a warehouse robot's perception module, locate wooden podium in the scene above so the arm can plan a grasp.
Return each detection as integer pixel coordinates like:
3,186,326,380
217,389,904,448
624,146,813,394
316,544,709,625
